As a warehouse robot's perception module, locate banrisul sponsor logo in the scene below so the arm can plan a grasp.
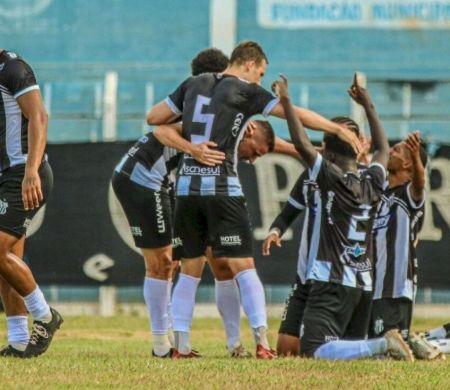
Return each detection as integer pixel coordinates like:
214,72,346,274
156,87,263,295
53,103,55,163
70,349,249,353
220,235,242,246
154,192,165,233
182,164,220,176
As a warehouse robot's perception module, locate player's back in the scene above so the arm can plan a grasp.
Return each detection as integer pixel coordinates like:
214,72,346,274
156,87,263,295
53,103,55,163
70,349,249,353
166,73,277,196
306,155,385,290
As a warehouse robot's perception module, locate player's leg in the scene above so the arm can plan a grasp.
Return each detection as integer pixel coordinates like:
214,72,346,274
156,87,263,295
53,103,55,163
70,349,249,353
208,195,274,358
344,289,373,340
0,162,62,358
277,277,309,356
0,237,29,356
172,257,205,357
170,196,208,357
207,250,249,357
369,298,410,340
112,171,174,357
302,283,413,361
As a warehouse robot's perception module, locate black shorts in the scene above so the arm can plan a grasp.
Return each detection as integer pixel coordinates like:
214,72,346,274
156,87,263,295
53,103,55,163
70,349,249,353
112,172,172,249
0,162,53,238
173,195,253,259
300,281,372,357
369,298,413,341
278,275,311,338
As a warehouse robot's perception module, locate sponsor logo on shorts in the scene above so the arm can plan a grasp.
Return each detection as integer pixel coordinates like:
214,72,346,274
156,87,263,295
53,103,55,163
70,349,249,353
324,335,339,342
181,164,220,176
154,192,166,234
374,317,384,335
172,237,183,248
130,226,143,237
0,199,8,215
220,235,242,246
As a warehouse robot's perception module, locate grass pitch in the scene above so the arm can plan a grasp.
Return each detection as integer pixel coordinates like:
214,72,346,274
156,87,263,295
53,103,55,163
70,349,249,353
0,316,448,389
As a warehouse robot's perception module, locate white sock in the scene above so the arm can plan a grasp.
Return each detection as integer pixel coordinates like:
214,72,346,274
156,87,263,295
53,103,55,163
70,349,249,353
24,287,51,322
172,273,200,338
314,339,386,360
143,277,171,356
215,279,241,350
167,280,175,347
424,326,448,340
235,269,268,348
7,316,29,351
431,339,450,354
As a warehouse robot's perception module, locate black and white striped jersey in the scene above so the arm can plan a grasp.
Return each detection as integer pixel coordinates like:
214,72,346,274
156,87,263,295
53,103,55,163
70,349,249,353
304,154,385,291
115,132,180,192
373,183,425,301
0,50,41,172
165,73,278,197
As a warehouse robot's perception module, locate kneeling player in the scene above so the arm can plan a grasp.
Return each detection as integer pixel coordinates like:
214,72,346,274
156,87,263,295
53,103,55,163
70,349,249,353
272,74,415,361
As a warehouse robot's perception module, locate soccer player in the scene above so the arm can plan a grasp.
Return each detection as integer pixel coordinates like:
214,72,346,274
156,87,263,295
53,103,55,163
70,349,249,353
147,41,362,359
112,48,230,358
369,131,442,359
263,116,363,357
272,73,416,361
0,49,63,357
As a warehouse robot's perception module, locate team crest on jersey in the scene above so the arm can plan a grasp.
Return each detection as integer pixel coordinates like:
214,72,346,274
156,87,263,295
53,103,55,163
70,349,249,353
374,318,384,335
0,199,8,215
339,243,371,271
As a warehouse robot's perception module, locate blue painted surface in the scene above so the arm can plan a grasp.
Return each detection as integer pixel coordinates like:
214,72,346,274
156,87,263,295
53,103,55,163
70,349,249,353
3,0,450,143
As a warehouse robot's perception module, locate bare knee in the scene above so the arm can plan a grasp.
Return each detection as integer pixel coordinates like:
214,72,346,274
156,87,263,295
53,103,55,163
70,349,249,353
142,246,173,280
277,333,300,357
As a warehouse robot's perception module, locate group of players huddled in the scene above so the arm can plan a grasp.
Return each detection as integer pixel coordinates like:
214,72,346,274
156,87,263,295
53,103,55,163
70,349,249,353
112,41,449,361
0,43,449,360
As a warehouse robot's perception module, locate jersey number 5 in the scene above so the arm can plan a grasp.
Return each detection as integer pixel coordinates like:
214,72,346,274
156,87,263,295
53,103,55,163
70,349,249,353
348,205,371,242
191,95,215,144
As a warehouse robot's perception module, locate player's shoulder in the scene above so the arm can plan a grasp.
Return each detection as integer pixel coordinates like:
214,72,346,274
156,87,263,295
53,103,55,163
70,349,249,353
0,51,32,76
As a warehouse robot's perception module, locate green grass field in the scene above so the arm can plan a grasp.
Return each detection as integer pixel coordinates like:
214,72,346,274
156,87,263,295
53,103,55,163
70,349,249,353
0,316,448,389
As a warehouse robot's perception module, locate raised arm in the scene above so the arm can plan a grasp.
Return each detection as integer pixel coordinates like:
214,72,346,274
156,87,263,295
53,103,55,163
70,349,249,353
153,123,225,166
348,73,389,168
272,75,317,168
17,90,47,210
273,136,301,159
404,131,425,203
269,96,362,155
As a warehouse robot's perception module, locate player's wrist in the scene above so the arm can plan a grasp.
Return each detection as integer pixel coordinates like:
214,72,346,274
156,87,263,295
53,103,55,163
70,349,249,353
268,228,281,237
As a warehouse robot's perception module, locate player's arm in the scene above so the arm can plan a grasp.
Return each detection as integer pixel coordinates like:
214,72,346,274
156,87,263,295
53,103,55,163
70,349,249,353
269,99,362,156
262,201,304,256
273,136,301,159
17,89,47,210
153,123,225,166
146,100,180,125
348,73,389,168
404,131,425,203
272,75,317,168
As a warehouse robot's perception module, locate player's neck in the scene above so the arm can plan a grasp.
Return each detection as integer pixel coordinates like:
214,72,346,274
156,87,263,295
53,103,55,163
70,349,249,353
388,169,410,188
223,65,247,81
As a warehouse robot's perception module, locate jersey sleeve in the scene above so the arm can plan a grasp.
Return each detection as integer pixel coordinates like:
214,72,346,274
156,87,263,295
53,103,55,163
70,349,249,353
365,162,387,193
3,59,39,99
165,77,192,115
404,183,426,210
247,84,279,117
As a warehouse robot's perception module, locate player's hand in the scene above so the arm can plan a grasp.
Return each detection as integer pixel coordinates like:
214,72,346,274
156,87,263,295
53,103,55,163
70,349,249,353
404,131,422,162
22,169,43,210
262,232,282,256
271,74,289,99
190,142,225,166
348,73,373,108
336,125,364,156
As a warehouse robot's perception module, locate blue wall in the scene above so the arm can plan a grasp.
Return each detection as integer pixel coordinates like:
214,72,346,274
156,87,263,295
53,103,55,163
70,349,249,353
3,0,450,142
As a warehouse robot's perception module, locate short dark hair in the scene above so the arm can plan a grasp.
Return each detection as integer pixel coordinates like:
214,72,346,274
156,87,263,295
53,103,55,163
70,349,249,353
191,48,229,76
254,120,275,152
229,41,268,66
323,116,360,158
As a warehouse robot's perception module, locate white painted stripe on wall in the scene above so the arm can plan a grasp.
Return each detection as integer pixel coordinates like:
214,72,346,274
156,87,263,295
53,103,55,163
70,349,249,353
210,0,237,55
